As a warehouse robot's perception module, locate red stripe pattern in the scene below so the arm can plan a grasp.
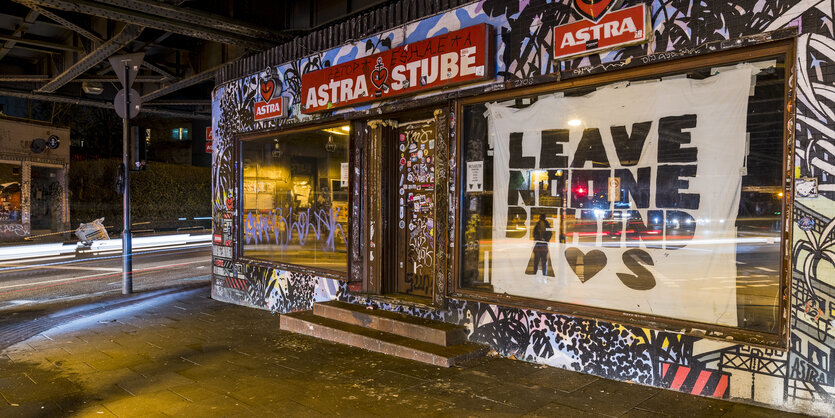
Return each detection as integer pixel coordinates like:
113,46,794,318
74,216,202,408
660,362,730,398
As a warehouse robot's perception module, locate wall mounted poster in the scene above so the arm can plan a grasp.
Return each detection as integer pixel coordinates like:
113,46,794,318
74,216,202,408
486,67,754,326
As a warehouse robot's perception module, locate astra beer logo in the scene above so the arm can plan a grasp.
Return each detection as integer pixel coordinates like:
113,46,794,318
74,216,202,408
553,3,648,60
253,69,288,122
574,0,616,22
301,24,492,113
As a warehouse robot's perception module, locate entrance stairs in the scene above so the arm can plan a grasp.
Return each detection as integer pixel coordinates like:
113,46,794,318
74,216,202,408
280,300,489,367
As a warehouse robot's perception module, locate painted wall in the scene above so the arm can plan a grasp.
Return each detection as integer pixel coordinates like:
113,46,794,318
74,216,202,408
0,118,70,241
211,1,835,414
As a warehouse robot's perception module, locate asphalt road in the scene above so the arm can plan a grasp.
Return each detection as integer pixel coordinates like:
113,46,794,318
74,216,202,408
0,246,211,309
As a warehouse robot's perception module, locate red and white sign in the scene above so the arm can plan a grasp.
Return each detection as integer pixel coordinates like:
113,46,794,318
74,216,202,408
553,3,648,60
253,76,289,121
205,127,213,153
302,24,493,113
253,96,288,121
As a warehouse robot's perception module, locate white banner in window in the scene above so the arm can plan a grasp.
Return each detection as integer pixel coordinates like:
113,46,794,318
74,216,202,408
486,67,755,326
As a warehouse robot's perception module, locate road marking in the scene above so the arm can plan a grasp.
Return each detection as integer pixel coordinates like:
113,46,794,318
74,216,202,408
0,260,206,293
0,265,121,272
755,267,777,273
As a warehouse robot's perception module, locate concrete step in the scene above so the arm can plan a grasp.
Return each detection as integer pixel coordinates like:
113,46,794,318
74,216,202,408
313,300,467,346
280,311,489,367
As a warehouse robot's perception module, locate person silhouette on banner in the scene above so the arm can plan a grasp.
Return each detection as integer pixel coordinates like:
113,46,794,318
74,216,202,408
532,214,552,275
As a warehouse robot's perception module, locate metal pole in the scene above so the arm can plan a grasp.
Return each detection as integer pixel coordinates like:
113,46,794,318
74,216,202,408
122,64,132,294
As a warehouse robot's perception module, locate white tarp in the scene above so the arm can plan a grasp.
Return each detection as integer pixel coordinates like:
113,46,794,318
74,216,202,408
486,67,755,326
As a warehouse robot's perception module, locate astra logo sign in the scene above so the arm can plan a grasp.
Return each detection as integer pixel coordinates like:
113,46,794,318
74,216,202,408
253,75,288,122
301,24,492,113
553,3,648,60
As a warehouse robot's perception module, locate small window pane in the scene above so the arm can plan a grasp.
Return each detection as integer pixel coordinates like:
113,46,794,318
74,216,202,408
241,126,350,273
0,162,22,224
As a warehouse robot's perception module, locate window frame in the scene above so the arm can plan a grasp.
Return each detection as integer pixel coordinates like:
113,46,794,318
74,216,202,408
236,121,353,280
450,39,796,349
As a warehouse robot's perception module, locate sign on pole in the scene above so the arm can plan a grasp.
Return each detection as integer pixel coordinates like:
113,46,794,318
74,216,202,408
114,88,141,119
108,52,144,295
108,53,144,89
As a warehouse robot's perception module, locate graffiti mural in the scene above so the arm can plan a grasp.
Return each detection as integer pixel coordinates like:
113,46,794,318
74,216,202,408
211,0,835,414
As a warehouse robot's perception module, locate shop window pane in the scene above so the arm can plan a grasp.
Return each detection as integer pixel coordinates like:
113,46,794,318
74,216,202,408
241,126,350,273
0,162,22,224
460,57,786,333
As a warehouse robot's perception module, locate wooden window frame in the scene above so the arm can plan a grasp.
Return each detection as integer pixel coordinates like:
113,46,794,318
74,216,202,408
450,39,797,349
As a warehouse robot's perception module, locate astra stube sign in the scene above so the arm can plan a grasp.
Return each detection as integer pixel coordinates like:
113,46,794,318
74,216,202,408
301,24,493,113
553,2,649,61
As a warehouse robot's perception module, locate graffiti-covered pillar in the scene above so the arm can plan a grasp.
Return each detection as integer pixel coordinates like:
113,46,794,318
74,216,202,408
349,119,365,285
433,108,450,309
20,160,30,237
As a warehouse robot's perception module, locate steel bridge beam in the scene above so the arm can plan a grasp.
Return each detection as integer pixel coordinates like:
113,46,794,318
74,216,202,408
0,87,211,119
26,4,103,44
16,0,273,49
141,64,219,102
0,34,84,52
0,9,40,61
98,0,282,42
36,23,143,93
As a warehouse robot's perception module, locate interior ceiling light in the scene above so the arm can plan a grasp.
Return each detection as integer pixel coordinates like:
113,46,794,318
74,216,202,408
322,127,349,136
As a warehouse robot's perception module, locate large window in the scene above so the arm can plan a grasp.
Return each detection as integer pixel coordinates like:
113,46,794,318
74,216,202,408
459,49,789,339
241,125,350,273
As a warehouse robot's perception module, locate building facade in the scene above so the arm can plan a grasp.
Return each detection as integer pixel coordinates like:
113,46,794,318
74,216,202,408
0,116,69,242
210,0,835,413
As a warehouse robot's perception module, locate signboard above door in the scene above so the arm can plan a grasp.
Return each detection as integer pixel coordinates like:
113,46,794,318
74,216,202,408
301,24,493,114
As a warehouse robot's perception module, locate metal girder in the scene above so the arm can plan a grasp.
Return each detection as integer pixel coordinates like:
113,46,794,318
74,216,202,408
0,75,49,81
0,75,166,82
0,34,84,52
0,87,211,119
36,24,142,93
27,4,103,44
144,99,209,106
98,0,283,42
141,64,219,102
142,61,175,81
16,0,273,49
0,9,40,61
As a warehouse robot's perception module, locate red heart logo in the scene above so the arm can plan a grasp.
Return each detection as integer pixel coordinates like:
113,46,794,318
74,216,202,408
226,196,234,211
371,67,388,90
574,0,615,22
260,79,275,103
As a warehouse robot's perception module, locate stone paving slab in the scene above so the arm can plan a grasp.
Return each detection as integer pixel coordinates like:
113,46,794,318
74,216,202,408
0,283,814,417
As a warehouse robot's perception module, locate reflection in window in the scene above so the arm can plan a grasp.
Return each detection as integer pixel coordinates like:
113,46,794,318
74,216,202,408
0,163,22,224
241,126,350,273
460,57,786,333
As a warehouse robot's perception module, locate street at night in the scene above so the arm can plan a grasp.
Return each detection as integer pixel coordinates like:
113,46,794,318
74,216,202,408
0,245,210,309
0,0,833,415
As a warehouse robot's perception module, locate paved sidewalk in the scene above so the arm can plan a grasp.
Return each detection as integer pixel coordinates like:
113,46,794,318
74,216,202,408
0,283,808,417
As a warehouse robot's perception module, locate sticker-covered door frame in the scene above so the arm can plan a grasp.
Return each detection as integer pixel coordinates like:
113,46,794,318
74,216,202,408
362,110,450,308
